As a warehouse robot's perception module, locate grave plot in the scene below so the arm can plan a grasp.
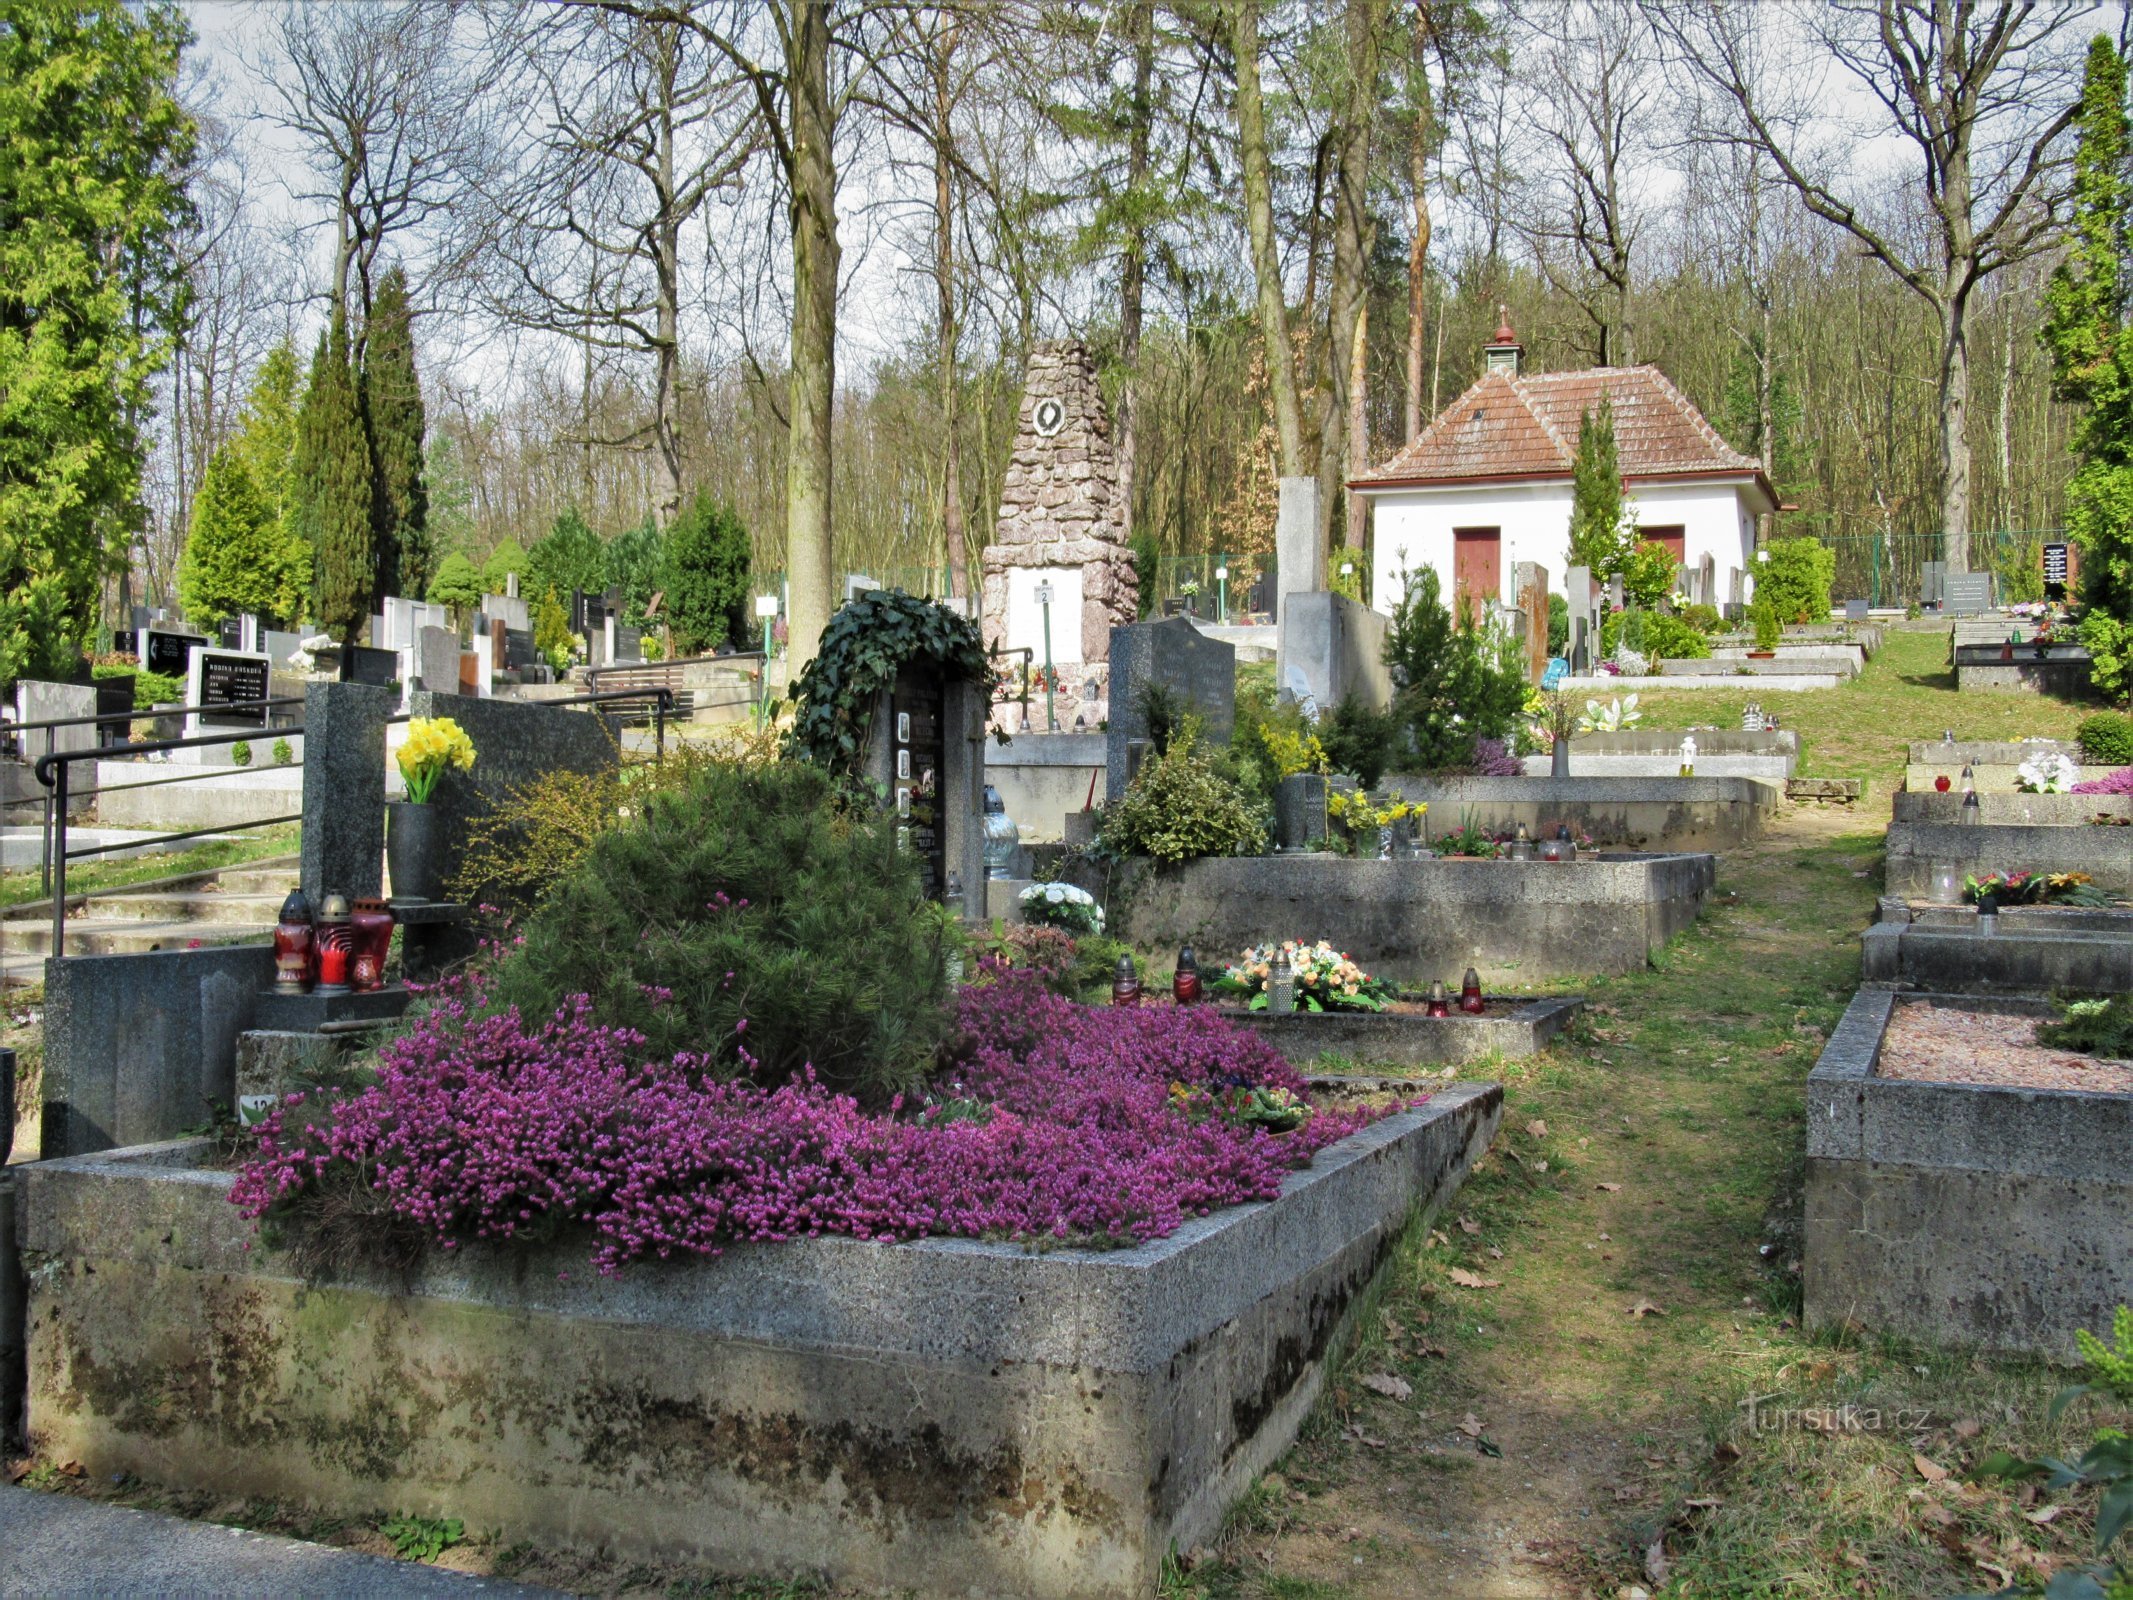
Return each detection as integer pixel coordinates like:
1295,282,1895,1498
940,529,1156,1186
1233,992,1584,1067
1865,900,2133,994
1881,817,2133,898
1805,988,2132,1361
1098,851,1716,986
1900,736,2084,795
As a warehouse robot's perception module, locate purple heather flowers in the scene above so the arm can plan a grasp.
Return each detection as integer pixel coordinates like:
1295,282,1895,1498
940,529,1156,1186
232,965,1402,1274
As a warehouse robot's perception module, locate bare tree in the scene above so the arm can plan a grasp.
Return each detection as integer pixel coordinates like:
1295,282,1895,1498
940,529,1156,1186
470,6,754,522
1518,0,1658,366
262,0,490,335
1659,0,2087,571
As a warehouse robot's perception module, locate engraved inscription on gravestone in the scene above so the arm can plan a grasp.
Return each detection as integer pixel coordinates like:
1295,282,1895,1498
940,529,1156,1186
195,650,268,724
145,629,207,680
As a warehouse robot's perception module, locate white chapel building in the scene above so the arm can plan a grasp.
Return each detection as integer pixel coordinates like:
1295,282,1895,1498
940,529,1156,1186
1351,317,1776,618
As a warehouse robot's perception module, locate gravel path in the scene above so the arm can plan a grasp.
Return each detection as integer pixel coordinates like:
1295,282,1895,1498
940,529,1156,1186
1880,1000,2133,1094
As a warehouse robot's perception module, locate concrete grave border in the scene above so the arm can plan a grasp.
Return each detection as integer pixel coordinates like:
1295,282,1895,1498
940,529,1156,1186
1804,988,2132,1361
20,1084,1502,1597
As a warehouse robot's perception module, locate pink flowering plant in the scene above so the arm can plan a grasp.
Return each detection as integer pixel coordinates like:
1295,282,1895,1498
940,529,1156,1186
232,964,1402,1274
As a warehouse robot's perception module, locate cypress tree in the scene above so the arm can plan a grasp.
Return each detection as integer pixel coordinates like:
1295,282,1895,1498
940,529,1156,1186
176,449,277,627
482,537,529,596
307,314,376,655
665,491,752,654
1567,399,1629,576
363,265,429,600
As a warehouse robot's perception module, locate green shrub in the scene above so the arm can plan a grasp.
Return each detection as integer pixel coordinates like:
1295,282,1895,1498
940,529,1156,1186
1637,612,1711,662
2079,712,2133,765
1318,692,1399,788
272,737,293,765
2081,611,2133,704
1680,602,1723,635
488,760,956,1102
230,740,252,767
1754,537,1835,625
1383,566,1528,770
1619,539,1677,609
1101,723,1268,864
1750,597,1783,651
92,661,184,705
2038,993,2133,1057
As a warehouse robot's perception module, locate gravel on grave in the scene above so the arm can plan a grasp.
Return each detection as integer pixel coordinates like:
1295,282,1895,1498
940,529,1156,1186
1879,1000,2133,1095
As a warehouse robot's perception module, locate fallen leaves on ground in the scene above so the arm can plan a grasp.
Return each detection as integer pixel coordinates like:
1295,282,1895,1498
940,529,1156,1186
1458,1214,1480,1234
1627,1299,1667,1319
1458,1412,1487,1438
1525,1118,1548,1138
1597,1181,1623,1193
1361,1372,1413,1401
1912,1453,1950,1484
1449,1268,1502,1289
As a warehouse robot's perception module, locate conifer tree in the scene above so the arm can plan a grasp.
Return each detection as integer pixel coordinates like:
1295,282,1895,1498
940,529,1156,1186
482,537,529,596
306,315,376,656
527,508,607,604
2044,37,2133,633
217,341,308,623
664,490,752,654
425,550,481,623
177,449,278,626
363,265,429,600
1568,399,1630,576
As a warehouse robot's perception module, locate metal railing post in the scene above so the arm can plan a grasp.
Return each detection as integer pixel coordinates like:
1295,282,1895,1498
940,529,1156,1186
655,689,668,760
40,725,55,895
49,758,68,962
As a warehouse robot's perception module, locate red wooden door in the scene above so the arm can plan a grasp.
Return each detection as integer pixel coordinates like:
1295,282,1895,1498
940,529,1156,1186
1453,527,1501,616
1643,525,1687,565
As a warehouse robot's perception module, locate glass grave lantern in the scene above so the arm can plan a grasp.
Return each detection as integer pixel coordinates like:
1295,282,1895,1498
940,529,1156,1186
313,893,354,994
981,785,1020,880
1425,980,1451,1018
1267,948,1295,1016
1111,952,1141,1007
1172,945,1201,1006
1459,967,1485,1014
273,888,314,993
349,897,396,991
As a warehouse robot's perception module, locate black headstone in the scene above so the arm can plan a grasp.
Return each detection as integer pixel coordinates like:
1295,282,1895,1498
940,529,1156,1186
196,650,269,725
144,630,207,679
345,645,400,687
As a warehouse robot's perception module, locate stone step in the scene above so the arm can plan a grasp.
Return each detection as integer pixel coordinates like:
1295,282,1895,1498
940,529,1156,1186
59,890,288,926
0,853,300,922
5,918,273,958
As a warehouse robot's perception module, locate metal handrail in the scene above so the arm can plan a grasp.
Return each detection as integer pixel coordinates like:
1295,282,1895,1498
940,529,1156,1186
3,693,304,737
23,684,676,962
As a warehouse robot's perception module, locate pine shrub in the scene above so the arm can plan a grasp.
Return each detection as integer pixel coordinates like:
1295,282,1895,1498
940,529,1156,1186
2079,713,2133,766
488,759,955,1102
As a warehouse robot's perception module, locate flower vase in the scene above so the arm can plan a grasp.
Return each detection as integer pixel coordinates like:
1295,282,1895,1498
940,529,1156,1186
386,799,449,904
1550,739,1571,779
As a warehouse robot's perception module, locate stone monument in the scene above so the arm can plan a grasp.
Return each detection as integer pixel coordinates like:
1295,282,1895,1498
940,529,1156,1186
981,340,1138,721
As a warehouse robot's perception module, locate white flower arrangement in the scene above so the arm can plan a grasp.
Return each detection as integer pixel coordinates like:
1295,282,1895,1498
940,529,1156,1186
2015,751,2079,794
1019,880,1104,936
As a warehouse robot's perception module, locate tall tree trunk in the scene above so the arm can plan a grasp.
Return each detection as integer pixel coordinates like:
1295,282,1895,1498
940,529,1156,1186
1939,293,1972,574
932,19,968,600
653,25,684,525
1233,0,1306,476
1316,0,1382,558
1403,6,1432,443
1115,1,1154,538
1346,300,1369,550
785,0,839,668
1996,293,2015,534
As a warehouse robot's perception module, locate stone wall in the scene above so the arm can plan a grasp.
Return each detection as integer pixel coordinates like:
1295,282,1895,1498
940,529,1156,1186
981,340,1138,666
1883,820,2133,897
1089,852,1716,984
1384,776,1777,852
20,1085,1503,1597
1805,988,2133,1361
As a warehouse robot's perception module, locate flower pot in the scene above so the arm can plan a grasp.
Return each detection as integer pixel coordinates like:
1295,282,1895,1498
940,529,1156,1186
1747,649,1776,660
386,800,450,904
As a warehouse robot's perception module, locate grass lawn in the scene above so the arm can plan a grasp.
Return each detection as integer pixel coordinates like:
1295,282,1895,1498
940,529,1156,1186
0,826,299,912
1608,624,2095,790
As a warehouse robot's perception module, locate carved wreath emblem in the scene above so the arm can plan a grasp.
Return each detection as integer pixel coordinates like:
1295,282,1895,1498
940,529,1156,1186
1032,397,1065,438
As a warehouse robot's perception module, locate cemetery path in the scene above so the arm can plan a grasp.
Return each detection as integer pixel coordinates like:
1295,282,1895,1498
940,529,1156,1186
1181,805,1889,1599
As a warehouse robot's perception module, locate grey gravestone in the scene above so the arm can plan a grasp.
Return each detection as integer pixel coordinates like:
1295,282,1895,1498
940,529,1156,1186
615,625,644,662
1275,477,1321,626
1921,561,1948,607
12,680,97,812
1106,617,1236,801
262,629,304,669
481,592,530,633
300,681,394,905
1272,772,1357,851
405,690,621,895
414,625,461,692
345,645,400,687
504,627,537,670
39,944,274,1158
1728,567,1744,610
1565,565,1598,673
1606,576,1625,611
1845,599,1870,622
1944,573,1993,615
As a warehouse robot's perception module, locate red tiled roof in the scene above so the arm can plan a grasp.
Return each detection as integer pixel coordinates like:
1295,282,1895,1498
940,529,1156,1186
1353,364,1764,490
